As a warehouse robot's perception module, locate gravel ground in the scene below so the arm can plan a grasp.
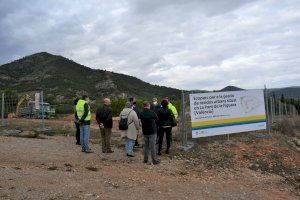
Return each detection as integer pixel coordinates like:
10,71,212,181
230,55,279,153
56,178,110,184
0,135,298,200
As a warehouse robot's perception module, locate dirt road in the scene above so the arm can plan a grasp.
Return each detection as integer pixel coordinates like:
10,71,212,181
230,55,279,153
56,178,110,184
0,135,298,200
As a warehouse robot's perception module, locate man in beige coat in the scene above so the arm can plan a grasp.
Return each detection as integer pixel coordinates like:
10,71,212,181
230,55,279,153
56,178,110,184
120,102,140,157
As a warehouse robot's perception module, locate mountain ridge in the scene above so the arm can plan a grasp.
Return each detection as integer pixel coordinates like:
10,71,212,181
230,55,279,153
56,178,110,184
0,52,181,103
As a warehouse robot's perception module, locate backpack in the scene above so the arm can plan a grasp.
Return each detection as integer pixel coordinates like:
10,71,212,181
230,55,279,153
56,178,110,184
119,110,133,130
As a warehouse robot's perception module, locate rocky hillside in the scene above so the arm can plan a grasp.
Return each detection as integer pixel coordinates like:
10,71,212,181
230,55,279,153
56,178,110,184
0,52,181,103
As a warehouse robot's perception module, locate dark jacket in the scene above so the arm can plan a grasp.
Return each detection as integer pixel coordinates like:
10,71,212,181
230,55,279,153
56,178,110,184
150,103,161,114
140,108,159,135
96,105,113,128
133,104,140,119
157,108,174,128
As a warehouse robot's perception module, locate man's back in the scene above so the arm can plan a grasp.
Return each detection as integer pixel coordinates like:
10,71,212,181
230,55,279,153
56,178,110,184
96,105,113,128
140,108,158,135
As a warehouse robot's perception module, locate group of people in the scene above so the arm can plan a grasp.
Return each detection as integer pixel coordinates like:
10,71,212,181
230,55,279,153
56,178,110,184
73,95,178,165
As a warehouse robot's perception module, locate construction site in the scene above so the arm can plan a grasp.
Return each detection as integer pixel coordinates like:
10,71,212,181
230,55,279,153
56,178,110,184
0,90,299,200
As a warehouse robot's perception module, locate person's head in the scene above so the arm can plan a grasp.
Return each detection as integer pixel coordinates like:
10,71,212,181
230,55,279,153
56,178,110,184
161,99,169,108
125,101,132,109
152,97,158,105
143,101,150,109
82,95,89,102
129,97,136,105
103,98,111,106
164,97,169,103
73,97,79,106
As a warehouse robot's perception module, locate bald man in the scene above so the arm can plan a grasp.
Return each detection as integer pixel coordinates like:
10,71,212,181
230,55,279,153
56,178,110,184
96,98,113,153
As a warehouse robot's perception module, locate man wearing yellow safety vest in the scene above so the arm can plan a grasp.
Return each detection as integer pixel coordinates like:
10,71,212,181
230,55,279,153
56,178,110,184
166,97,178,120
76,95,93,153
166,97,178,144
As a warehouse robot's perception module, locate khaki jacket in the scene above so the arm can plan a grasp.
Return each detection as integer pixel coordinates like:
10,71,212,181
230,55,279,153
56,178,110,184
120,108,140,140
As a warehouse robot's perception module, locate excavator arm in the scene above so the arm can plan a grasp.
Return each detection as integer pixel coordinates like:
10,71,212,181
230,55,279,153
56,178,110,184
15,94,30,117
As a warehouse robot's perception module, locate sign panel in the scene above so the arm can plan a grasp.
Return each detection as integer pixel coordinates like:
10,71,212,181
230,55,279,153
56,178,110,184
35,93,40,109
190,90,266,138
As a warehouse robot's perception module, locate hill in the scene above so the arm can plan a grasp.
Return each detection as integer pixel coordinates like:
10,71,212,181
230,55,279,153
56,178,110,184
0,52,181,103
267,87,300,100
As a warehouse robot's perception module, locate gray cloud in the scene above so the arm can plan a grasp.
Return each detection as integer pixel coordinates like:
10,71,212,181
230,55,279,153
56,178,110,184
0,0,299,90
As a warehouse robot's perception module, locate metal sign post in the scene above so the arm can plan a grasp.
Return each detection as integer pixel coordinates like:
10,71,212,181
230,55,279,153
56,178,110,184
1,93,4,126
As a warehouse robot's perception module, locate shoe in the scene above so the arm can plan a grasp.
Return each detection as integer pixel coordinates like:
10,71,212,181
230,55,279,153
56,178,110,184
76,142,81,145
127,154,134,157
106,150,114,153
153,160,161,165
102,150,106,153
85,149,93,153
165,150,169,154
81,149,85,152
157,152,162,156
134,143,140,147
143,160,148,163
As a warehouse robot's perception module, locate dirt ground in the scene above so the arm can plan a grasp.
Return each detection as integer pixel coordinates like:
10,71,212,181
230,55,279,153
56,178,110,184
0,118,299,200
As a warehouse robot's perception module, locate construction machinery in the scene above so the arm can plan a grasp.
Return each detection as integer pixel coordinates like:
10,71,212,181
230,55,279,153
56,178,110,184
9,94,56,118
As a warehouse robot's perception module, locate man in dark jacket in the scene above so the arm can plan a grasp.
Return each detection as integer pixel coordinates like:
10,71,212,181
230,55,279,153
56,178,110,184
73,98,80,145
140,101,160,164
129,97,140,147
157,99,174,155
150,97,161,113
96,98,113,153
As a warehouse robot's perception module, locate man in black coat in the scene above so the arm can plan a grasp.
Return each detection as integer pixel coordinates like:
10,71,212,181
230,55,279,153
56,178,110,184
129,97,141,147
157,99,175,155
96,98,113,153
140,101,160,164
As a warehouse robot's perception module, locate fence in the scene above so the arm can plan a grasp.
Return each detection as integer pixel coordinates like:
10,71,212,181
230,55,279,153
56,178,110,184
0,91,53,130
179,89,300,148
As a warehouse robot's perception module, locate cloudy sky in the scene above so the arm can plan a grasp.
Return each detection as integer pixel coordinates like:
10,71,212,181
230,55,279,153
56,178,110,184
0,0,299,90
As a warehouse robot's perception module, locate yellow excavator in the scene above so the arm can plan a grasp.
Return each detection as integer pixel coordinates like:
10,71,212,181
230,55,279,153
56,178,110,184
8,94,30,118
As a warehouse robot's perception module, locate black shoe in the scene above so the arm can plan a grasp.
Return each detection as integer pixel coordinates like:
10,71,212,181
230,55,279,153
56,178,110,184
165,150,169,154
157,152,162,156
143,160,148,163
76,142,81,145
134,143,140,147
153,160,161,165
127,154,134,157
106,150,114,153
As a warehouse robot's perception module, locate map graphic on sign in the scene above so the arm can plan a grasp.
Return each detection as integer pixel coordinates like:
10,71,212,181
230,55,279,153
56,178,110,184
240,96,260,113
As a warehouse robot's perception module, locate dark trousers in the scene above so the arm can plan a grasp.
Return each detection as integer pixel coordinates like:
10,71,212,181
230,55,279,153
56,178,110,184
144,134,157,162
100,128,112,152
75,122,80,144
158,127,172,153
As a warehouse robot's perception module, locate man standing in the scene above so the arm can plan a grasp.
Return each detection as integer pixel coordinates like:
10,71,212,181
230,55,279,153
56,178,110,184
76,95,93,153
157,100,175,155
166,97,178,120
129,97,140,147
73,97,80,145
140,101,160,165
150,97,161,114
96,98,113,153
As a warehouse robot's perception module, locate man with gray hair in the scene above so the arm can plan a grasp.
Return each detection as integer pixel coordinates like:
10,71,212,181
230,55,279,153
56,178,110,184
140,101,160,164
96,98,113,153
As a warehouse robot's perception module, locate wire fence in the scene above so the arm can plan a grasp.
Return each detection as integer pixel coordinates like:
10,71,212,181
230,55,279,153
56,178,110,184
179,89,300,147
0,91,55,130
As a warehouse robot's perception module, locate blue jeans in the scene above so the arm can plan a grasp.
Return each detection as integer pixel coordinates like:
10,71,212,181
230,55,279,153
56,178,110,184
125,138,135,155
80,125,90,151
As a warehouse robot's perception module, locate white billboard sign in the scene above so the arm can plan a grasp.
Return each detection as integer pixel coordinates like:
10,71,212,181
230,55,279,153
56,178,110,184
190,89,266,138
